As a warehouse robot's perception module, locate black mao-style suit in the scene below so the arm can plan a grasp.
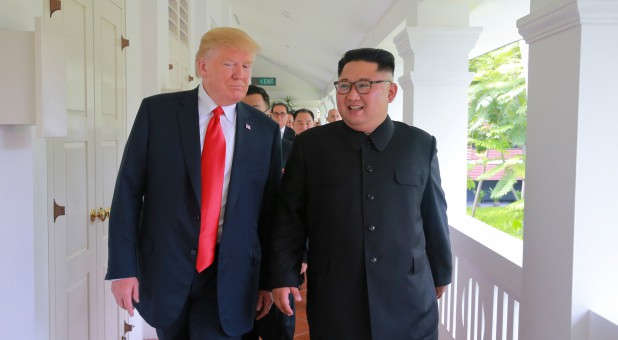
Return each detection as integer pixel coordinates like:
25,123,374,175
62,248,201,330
270,116,452,340
282,126,295,141
106,87,281,336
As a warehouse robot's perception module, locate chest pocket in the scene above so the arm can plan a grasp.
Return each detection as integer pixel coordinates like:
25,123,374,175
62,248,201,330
395,169,426,186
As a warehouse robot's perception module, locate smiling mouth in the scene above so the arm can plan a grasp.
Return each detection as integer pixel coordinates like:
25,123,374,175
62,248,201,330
348,105,363,110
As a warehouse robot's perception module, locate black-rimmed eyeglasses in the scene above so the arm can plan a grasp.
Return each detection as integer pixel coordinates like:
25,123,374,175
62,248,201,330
333,80,392,95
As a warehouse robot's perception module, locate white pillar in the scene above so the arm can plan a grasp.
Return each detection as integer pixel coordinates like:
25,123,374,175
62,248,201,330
517,1,618,338
394,26,481,218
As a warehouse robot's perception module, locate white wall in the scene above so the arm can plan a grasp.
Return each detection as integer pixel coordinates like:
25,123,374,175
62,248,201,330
0,126,36,340
0,2,43,339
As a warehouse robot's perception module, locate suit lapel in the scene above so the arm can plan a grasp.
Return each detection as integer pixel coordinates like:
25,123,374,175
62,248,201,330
177,87,201,204
226,103,251,210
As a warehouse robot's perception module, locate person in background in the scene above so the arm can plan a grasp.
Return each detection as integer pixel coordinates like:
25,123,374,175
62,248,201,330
244,84,270,114
326,108,341,123
292,108,315,136
271,102,296,141
240,86,296,340
106,27,281,339
270,48,452,340
285,111,294,130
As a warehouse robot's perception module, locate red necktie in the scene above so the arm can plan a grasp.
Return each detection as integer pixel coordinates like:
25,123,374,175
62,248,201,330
196,106,226,272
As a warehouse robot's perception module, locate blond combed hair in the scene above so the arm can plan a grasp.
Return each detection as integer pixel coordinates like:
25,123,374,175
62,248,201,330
195,27,261,76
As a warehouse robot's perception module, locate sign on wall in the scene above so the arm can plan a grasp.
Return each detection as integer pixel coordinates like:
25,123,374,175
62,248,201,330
251,77,276,86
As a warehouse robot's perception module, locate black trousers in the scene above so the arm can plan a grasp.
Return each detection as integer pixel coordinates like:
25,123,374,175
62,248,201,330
156,257,241,340
242,294,295,340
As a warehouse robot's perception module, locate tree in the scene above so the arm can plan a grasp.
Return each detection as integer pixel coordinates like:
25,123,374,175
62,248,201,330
280,95,298,112
468,42,527,216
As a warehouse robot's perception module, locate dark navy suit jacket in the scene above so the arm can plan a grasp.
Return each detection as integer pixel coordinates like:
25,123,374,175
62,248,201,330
106,87,281,335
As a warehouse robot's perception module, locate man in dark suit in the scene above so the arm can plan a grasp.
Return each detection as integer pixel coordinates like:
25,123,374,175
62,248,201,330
106,27,281,339
242,85,297,340
271,102,296,141
270,48,452,340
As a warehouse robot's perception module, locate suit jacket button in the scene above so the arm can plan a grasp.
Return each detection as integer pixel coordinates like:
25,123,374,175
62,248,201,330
367,194,375,200
190,249,197,256
370,257,378,263
366,165,374,173
195,215,200,221
368,225,376,232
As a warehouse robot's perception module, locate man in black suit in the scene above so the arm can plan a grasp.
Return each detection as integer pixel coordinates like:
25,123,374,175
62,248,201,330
270,48,452,340
241,85,297,340
271,102,295,141
106,27,281,339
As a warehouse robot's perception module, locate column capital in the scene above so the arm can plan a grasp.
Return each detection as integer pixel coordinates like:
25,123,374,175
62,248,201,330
518,0,618,44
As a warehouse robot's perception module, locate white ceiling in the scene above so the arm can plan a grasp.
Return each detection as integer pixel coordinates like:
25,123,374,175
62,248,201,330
228,0,399,96
227,0,530,104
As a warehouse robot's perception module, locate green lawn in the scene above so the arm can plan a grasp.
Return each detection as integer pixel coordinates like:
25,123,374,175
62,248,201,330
466,206,524,239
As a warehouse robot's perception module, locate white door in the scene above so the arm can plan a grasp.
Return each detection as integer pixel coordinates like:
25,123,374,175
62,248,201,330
94,0,127,339
50,0,96,339
49,0,127,339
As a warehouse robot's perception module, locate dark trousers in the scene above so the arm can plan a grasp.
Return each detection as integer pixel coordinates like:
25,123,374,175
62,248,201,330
156,258,241,340
242,294,295,340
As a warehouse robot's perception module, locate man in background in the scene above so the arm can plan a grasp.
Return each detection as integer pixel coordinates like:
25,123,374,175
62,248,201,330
326,108,341,123
241,86,297,340
271,102,296,141
292,108,315,136
106,27,281,339
244,84,270,114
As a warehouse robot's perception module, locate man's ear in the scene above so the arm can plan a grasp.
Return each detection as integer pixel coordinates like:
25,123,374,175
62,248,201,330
387,82,398,103
196,57,208,78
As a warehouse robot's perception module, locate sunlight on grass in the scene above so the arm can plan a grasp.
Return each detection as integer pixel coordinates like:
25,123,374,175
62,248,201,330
466,206,523,239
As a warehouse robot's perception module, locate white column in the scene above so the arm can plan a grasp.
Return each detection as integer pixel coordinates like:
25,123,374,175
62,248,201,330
517,1,618,338
394,26,480,218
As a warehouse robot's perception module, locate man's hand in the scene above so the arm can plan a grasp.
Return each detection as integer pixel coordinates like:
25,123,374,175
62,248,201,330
273,287,302,316
435,285,447,299
111,277,139,316
255,290,273,320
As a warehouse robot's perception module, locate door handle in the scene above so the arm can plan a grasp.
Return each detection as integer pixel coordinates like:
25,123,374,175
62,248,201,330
98,207,110,222
90,207,110,222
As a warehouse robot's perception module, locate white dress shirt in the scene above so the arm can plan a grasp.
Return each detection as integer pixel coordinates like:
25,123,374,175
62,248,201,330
198,84,237,241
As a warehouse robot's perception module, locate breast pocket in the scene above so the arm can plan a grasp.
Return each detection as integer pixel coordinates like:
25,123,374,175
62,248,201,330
395,169,426,186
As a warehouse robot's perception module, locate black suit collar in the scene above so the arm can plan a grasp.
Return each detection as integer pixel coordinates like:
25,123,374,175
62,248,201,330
341,115,394,151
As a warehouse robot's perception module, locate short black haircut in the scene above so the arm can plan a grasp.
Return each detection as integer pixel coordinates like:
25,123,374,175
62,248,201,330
293,108,315,120
337,48,395,77
271,102,290,113
246,85,270,107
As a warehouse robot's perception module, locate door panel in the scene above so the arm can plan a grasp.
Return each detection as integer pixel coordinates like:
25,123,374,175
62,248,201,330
51,0,96,338
95,0,127,338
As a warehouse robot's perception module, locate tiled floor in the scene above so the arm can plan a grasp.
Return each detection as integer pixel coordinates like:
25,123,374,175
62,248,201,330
293,280,309,339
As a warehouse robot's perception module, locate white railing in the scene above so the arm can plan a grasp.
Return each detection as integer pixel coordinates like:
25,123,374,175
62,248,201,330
439,216,523,340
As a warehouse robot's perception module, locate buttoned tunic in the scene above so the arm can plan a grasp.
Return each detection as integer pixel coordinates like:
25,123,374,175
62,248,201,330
270,116,452,340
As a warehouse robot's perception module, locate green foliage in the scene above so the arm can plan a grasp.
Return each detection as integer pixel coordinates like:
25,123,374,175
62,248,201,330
466,206,524,239
281,95,298,112
468,42,527,150
468,41,528,234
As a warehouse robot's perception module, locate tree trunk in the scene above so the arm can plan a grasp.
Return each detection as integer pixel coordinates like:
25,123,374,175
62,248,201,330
471,162,487,217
